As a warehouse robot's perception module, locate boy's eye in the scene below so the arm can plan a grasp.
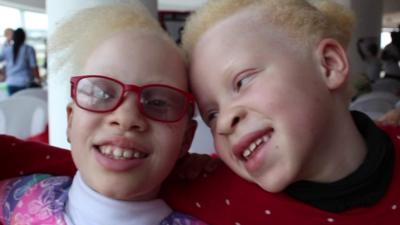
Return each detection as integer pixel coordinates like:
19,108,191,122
206,111,218,128
234,73,255,91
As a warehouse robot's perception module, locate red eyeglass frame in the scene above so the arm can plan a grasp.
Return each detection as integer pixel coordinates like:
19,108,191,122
70,75,195,123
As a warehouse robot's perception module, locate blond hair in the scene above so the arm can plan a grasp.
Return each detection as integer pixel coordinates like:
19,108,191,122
182,0,355,57
49,2,178,76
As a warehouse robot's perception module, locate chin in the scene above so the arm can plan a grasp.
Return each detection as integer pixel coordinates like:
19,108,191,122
257,182,287,193
254,175,291,193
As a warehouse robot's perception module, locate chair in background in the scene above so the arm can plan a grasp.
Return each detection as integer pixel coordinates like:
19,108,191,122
0,96,48,139
11,87,48,102
371,78,400,96
0,82,8,101
349,91,400,120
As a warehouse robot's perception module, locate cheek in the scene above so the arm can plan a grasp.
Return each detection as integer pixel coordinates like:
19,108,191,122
153,123,186,157
69,110,102,144
255,74,327,118
214,135,232,160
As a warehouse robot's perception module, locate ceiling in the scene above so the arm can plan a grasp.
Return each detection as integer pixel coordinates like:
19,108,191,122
0,0,207,12
0,0,399,28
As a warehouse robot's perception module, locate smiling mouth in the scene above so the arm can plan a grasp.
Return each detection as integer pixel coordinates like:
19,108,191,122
95,145,149,160
241,134,271,160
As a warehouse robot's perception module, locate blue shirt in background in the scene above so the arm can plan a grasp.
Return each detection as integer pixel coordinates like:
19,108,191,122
0,44,37,87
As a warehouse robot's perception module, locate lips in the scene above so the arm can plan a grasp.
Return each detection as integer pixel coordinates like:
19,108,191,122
233,129,273,162
93,137,150,171
241,134,271,159
97,145,148,160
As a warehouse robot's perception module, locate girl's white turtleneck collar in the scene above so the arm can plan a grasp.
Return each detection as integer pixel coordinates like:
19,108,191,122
64,172,172,225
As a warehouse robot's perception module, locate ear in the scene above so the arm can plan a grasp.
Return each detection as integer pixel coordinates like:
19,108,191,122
315,38,349,90
179,119,198,158
66,103,74,143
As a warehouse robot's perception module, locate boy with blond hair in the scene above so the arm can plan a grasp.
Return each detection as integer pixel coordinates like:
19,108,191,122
169,0,400,224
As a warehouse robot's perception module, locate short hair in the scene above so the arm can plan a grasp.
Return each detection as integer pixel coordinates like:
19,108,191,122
182,0,355,58
49,2,178,77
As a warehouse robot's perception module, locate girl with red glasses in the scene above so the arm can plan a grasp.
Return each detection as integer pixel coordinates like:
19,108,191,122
0,2,206,225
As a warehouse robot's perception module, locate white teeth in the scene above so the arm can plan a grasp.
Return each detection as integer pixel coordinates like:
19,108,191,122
249,143,257,151
243,149,251,158
123,150,133,158
133,152,141,159
103,146,112,154
113,148,123,158
98,145,146,160
241,134,270,159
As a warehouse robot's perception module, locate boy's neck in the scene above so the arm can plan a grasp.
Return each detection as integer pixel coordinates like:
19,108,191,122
286,111,394,212
301,108,367,183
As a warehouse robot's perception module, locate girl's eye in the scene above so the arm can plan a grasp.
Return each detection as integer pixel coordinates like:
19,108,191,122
93,86,111,99
235,73,254,91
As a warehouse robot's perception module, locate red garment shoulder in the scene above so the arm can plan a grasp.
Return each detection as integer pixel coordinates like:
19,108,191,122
0,135,76,180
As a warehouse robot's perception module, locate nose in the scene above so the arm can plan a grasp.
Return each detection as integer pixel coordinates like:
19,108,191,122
107,93,148,132
216,106,246,135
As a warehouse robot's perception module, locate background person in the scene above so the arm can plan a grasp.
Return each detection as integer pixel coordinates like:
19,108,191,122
0,28,41,95
0,28,13,82
381,30,400,79
2,28,14,47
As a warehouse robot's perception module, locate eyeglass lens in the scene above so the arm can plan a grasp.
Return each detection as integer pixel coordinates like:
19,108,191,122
75,76,189,122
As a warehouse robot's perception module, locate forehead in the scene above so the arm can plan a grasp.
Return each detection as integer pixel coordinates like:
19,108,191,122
189,8,308,103
191,8,299,75
194,8,294,58
84,30,187,89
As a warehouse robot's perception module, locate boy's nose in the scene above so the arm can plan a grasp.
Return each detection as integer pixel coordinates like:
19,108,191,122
217,106,246,135
107,93,148,132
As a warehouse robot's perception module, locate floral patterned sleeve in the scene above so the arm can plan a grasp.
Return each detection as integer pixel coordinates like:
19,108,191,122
161,212,209,225
0,174,72,225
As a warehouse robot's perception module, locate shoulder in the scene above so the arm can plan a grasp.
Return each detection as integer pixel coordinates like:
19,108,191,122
0,174,71,224
1,45,11,54
0,135,76,180
383,43,395,50
383,43,400,54
162,164,292,225
1,174,72,205
379,125,400,145
25,45,35,53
